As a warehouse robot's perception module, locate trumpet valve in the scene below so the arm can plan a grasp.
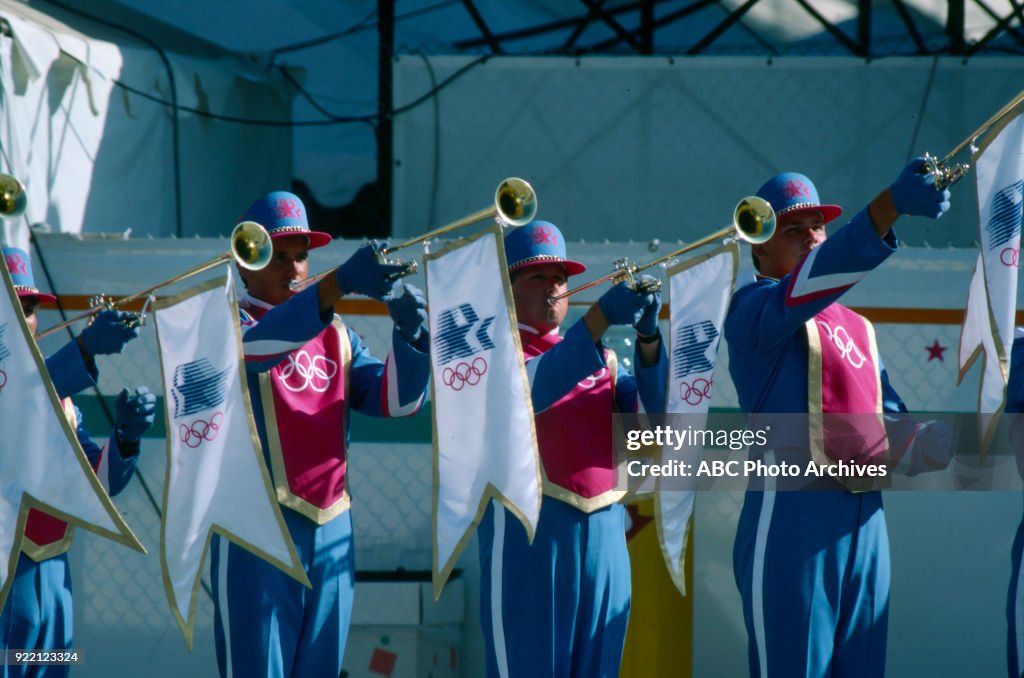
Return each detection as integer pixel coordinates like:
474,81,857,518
87,294,111,314
372,242,418,282
632,275,662,295
922,152,971,190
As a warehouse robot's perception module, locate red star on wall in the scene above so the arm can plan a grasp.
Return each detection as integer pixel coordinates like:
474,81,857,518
926,340,947,362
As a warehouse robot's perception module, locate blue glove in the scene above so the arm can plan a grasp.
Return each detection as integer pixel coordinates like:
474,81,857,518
598,282,655,327
907,420,954,476
115,386,158,444
335,243,407,300
80,310,139,356
890,157,952,219
633,275,662,336
387,283,427,343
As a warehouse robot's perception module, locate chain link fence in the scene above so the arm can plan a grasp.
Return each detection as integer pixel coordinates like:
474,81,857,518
45,281,993,676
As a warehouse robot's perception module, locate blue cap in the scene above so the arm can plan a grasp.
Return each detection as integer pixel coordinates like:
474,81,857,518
2,246,56,303
241,191,331,249
756,172,842,225
503,220,586,276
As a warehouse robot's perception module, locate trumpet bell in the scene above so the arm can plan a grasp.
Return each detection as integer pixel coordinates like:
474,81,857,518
734,196,776,245
0,174,27,219
495,177,537,227
232,220,273,270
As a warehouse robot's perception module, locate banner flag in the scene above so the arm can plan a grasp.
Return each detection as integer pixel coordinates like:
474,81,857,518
154,275,308,648
0,260,143,611
657,242,738,595
425,225,541,598
958,107,1024,454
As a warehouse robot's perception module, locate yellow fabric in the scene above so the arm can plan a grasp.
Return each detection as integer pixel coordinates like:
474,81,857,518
620,498,693,677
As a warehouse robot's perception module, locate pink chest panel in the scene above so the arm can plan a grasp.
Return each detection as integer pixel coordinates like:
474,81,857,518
811,304,886,465
265,325,351,511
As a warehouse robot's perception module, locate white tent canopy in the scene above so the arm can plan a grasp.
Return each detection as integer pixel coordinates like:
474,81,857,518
0,0,294,251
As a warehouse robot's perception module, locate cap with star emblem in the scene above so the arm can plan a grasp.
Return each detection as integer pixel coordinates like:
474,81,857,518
756,172,842,226
503,220,586,276
241,191,331,249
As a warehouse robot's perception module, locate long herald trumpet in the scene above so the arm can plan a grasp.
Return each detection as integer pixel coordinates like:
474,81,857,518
549,195,776,303
922,87,1024,189
292,177,538,291
36,220,272,340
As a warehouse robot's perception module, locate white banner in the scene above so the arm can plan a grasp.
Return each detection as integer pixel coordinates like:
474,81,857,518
154,275,308,648
0,261,142,610
958,107,1024,453
657,243,738,595
425,225,541,598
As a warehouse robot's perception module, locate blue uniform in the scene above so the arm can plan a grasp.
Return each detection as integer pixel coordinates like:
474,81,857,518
1,341,139,678
1005,334,1024,678
726,210,902,678
478,320,665,678
210,288,430,678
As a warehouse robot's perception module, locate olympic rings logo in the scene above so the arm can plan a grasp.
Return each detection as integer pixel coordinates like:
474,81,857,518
279,350,338,393
679,378,712,406
442,357,487,391
816,320,867,369
578,368,607,389
0,369,6,393
1001,247,1019,268
178,412,224,449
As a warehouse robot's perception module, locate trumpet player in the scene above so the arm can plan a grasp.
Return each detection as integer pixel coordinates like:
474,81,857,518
477,220,667,677
208,191,430,678
1,246,156,676
726,160,954,678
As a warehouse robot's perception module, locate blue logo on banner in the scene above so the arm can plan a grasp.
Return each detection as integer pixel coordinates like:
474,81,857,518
0,323,9,363
172,358,230,418
435,303,495,365
987,180,1023,249
673,320,720,379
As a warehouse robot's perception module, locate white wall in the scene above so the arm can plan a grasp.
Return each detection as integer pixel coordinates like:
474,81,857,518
392,55,1021,249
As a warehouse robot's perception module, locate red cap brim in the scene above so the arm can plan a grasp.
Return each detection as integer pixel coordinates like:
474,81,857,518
509,259,587,277
17,290,57,304
270,230,332,249
778,204,843,226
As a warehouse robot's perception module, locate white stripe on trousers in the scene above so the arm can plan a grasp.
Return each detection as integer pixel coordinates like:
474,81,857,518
752,451,777,678
217,538,234,678
491,501,510,678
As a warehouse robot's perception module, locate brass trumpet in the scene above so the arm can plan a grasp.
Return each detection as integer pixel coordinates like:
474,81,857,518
293,177,538,291
922,88,1024,189
0,174,27,218
549,195,775,302
37,220,272,339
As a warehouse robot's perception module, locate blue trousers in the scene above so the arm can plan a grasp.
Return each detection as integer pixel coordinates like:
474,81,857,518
734,489,890,678
1,554,72,678
211,509,354,678
478,498,630,678
1008,497,1024,678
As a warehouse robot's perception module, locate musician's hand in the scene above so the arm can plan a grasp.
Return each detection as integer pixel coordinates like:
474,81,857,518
906,419,954,476
633,276,662,337
598,282,654,327
115,386,157,445
387,283,427,343
335,244,405,300
79,310,139,356
891,157,952,219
